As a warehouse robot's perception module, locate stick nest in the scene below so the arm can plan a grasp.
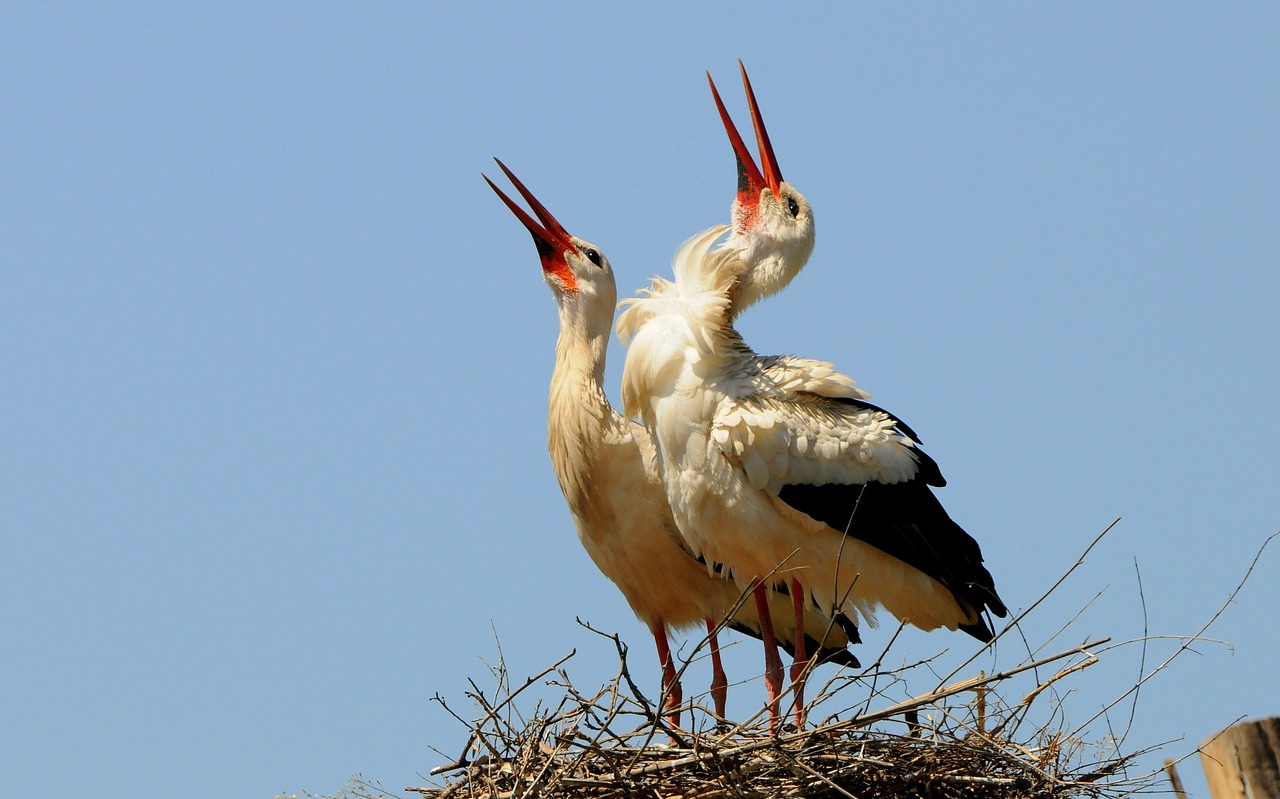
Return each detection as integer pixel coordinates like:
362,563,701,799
413,625,1149,799
381,524,1279,799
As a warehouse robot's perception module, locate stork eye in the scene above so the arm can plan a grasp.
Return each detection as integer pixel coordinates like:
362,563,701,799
787,197,800,217
584,248,602,267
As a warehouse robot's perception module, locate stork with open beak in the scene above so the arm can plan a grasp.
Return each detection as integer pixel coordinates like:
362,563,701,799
709,62,816,319
617,67,1007,729
485,160,857,728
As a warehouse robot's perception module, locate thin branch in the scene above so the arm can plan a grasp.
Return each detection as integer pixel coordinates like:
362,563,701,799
428,649,576,776
1119,557,1149,750
1071,531,1277,737
935,518,1120,691
575,618,690,751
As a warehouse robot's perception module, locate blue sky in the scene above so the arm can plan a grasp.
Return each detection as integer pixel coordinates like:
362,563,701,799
3,4,1277,797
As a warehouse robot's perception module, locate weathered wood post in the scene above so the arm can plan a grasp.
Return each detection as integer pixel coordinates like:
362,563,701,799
1201,717,1280,799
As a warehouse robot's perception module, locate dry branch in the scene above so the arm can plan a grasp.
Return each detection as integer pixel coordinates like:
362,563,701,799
411,633,1152,799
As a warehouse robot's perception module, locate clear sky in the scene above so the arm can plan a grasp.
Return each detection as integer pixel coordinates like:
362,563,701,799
3,4,1277,798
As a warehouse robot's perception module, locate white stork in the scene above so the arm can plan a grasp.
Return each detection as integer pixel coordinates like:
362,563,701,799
485,160,857,727
617,69,1007,727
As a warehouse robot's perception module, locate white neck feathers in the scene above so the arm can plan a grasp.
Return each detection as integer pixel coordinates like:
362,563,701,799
547,313,618,518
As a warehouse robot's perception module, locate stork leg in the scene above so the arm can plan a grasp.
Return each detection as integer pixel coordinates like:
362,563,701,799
753,582,784,732
652,624,682,728
706,618,728,723
789,578,808,728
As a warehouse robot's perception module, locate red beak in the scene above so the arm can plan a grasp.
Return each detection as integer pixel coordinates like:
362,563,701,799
708,70,767,205
738,61,784,197
708,63,784,206
485,159,579,288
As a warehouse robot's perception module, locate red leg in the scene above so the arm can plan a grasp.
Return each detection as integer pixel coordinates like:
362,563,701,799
789,578,808,728
652,624,682,728
706,618,728,722
753,582,783,732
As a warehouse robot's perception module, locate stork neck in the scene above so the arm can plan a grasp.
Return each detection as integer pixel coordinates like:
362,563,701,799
547,312,618,515
553,304,610,389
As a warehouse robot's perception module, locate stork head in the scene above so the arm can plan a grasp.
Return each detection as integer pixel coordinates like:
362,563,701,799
485,159,618,331
708,62,815,315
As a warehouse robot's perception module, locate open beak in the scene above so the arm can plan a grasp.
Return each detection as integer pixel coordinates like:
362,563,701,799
485,159,579,284
708,62,784,205
738,61,784,197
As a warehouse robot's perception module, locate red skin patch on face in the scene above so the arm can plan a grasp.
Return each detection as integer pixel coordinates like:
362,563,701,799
734,193,761,235
541,254,577,291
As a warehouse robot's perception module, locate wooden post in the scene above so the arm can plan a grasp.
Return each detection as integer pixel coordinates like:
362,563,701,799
1166,758,1189,799
1201,717,1280,799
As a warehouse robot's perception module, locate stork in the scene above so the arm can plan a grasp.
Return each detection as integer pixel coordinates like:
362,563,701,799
617,69,1007,729
704,63,829,719
485,160,857,727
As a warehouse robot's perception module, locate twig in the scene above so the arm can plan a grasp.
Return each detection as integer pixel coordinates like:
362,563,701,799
616,637,1110,780
1119,557,1149,751
993,653,1099,738
428,649,576,776
576,618,690,751
823,638,1110,737
935,518,1120,691
1070,531,1277,737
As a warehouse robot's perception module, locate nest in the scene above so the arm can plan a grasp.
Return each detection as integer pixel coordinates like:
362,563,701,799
411,621,1152,799
316,526,1274,799
406,525,1280,799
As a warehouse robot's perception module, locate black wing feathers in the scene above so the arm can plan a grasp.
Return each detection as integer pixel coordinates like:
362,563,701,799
777,479,1007,641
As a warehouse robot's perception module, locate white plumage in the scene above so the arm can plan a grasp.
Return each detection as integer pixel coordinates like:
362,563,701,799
486,161,856,726
616,221,1005,640
617,66,1006,726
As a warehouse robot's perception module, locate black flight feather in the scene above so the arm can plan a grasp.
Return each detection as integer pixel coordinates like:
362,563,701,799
777,479,1007,643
